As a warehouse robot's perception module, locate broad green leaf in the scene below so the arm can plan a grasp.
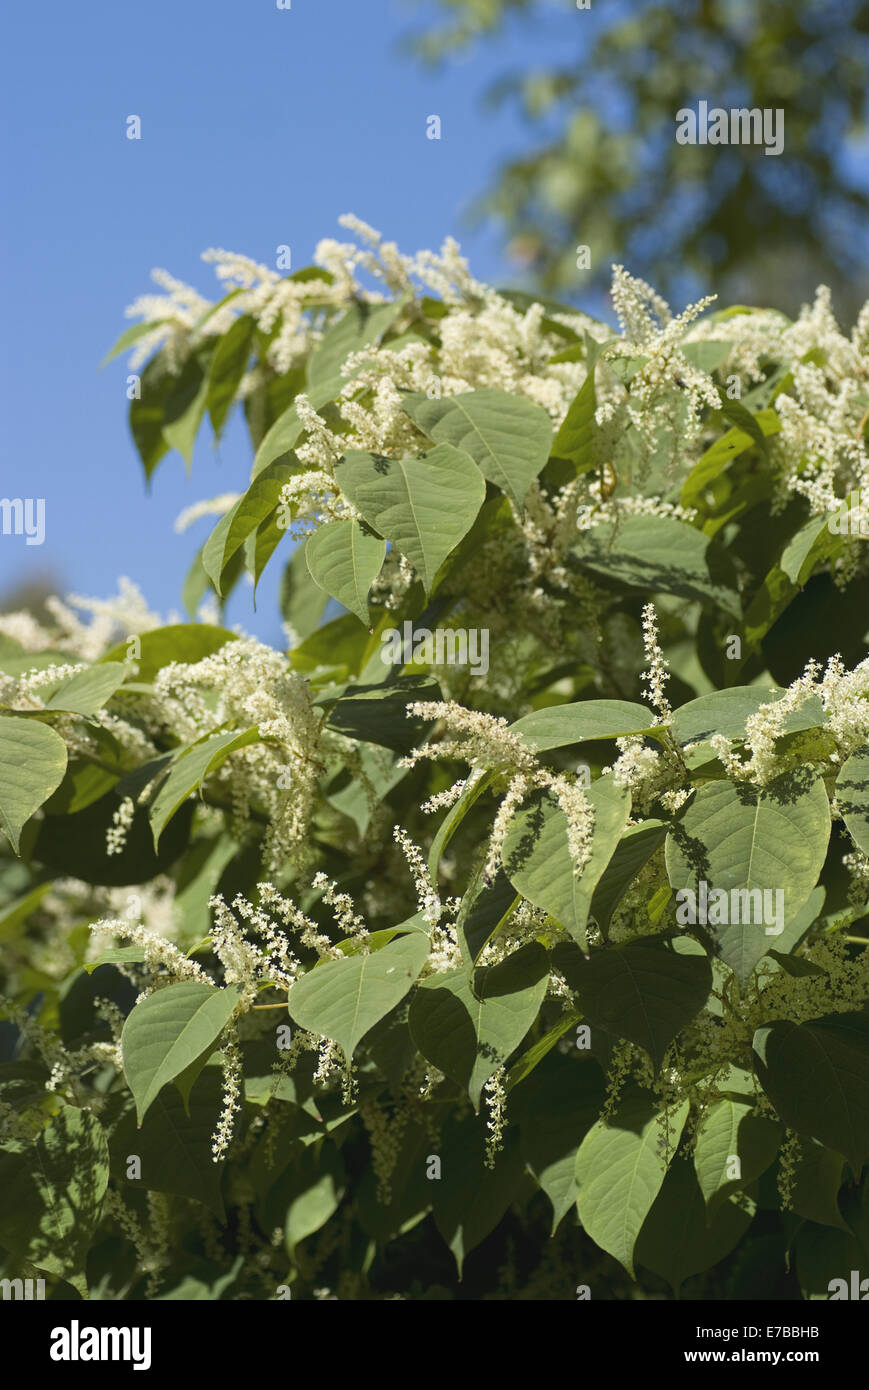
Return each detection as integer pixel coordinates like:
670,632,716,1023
282,1145,346,1256
573,514,740,616
455,865,517,964
693,1098,781,1213
590,820,667,932
280,541,331,640
43,662,128,715
0,880,53,942
503,777,631,947
99,623,238,680
203,460,296,594
129,354,173,482
0,716,68,853
743,504,850,649
307,297,409,399
121,980,243,1123
320,674,440,753
109,1073,227,1215
432,1115,524,1277
671,686,827,746
403,388,553,512
513,1054,605,1233
509,698,657,751
753,1014,869,1172
506,1009,582,1090
34,787,193,887
305,519,386,624
83,945,147,975
335,444,486,596
0,1106,109,1296
286,932,431,1060
427,770,494,883
635,1157,756,1295
681,408,780,507
835,746,869,856
149,727,261,847
791,1139,850,1232
162,351,210,468
665,772,830,984
207,314,255,438
101,318,169,368
547,337,603,478
795,1223,867,1300
575,1089,689,1278
409,942,549,1108
555,935,712,1070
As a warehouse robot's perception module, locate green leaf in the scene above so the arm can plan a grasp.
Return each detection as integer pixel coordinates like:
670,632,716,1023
207,314,255,438
403,388,553,512
409,942,549,1108
671,686,826,746
795,1223,867,1300
693,1097,781,1213
307,297,409,399
635,1157,756,1295
432,1115,524,1277
681,409,780,507
305,519,386,624
590,820,668,932
282,1145,346,1256
121,981,243,1124
101,318,169,369
427,770,495,883
83,945,147,975
43,662,128,715
513,1054,606,1233
545,335,605,482
503,777,631,947
743,506,848,649
508,698,657,751
149,727,261,848
34,786,193,886
335,444,486,597
575,1089,689,1278
665,772,830,984
0,716,68,853
203,460,296,595
287,932,431,1061
573,514,740,616
129,355,174,483
99,623,238,680
790,1138,850,1232
320,674,440,753
109,1073,227,1216
455,865,517,964
0,1106,109,1296
555,935,712,1070
162,351,210,469
835,746,869,856
280,542,331,640
753,1014,869,1172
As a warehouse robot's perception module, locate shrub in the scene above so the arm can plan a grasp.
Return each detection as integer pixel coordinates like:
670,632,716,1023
1,217,867,1300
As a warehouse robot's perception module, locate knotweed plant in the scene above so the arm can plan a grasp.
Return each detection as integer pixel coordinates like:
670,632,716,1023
0,220,867,1302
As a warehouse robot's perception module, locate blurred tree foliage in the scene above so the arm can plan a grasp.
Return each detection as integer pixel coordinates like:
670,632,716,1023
407,0,869,316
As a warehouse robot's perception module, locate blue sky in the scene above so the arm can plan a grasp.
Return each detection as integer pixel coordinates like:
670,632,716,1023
0,0,577,647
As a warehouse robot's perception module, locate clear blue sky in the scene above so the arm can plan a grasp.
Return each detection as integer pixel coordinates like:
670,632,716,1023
0,0,573,647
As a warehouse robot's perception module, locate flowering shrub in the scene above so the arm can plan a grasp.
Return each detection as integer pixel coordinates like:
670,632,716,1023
1,218,868,1301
